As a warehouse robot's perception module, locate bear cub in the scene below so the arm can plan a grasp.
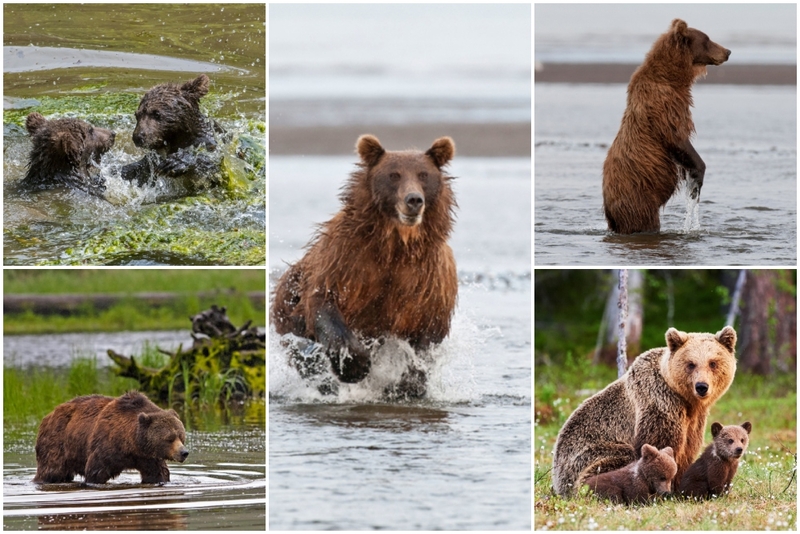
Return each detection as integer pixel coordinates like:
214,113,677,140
21,112,115,197
679,421,751,499
584,445,678,504
121,74,221,190
34,391,188,484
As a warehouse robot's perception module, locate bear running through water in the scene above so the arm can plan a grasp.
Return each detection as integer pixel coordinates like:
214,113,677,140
271,135,458,399
602,19,731,234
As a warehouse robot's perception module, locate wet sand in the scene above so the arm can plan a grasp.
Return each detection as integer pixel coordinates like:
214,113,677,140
535,62,796,85
269,122,532,157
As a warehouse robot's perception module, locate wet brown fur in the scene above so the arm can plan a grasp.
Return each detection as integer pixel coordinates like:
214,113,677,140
553,326,737,496
679,421,751,498
603,19,731,234
34,391,188,484
584,444,678,504
271,135,458,382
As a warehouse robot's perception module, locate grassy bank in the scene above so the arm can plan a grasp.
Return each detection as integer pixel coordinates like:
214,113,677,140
535,367,797,530
4,269,265,334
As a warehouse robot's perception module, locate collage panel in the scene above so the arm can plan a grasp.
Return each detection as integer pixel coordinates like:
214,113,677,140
269,4,531,530
4,3,266,266
535,4,796,265
2,268,266,529
534,269,797,529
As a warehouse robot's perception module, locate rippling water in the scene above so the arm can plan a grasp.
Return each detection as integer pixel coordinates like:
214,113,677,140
535,84,797,265
269,155,531,529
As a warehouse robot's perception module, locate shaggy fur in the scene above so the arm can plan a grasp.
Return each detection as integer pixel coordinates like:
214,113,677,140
553,326,737,496
584,444,678,504
679,421,751,499
121,74,220,188
271,135,458,389
34,392,188,484
22,112,115,196
602,19,731,234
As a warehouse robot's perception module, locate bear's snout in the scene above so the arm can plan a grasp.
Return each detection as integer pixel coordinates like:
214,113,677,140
695,382,709,397
176,445,189,462
405,192,424,214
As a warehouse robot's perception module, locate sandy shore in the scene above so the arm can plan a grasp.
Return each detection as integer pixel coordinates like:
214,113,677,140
536,62,796,85
269,122,531,157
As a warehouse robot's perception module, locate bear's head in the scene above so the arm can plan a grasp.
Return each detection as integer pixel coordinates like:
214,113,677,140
661,326,737,406
711,421,751,460
26,112,116,176
132,74,210,153
353,134,455,241
136,409,189,463
669,19,731,77
639,444,677,496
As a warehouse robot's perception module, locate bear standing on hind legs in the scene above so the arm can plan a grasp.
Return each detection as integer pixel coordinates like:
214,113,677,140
602,19,731,234
271,135,458,396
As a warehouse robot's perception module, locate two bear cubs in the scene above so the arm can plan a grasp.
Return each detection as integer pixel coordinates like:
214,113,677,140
585,422,751,504
20,74,218,198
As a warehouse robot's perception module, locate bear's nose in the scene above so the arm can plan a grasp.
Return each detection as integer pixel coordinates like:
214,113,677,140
735,447,743,455
725,49,731,59
405,192,424,213
695,382,708,397
179,448,189,462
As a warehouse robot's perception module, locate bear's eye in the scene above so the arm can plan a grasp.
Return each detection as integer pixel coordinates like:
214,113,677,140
687,363,696,371
728,439,734,444
709,361,717,370
418,172,428,181
152,110,161,120
389,172,401,181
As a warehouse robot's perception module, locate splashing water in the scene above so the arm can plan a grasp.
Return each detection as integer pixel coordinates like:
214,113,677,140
682,179,701,232
268,309,482,405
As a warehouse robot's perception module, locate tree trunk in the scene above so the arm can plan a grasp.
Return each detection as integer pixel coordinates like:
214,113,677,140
737,270,796,374
595,269,644,367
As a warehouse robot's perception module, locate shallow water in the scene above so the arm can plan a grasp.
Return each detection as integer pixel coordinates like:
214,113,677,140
3,4,266,266
4,422,265,530
535,84,797,265
269,156,531,529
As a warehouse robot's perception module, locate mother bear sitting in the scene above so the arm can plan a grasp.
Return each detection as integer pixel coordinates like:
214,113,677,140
552,326,737,495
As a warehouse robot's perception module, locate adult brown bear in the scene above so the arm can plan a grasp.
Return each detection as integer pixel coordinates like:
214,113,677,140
602,19,731,234
271,135,458,397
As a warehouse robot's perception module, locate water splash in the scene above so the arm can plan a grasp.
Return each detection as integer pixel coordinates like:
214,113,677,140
682,180,701,232
268,309,482,405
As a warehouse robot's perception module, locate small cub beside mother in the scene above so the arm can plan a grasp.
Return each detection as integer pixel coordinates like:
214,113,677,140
552,326,737,495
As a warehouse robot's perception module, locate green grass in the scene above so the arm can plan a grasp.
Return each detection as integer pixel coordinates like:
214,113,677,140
4,269,265,334
535,368,796,530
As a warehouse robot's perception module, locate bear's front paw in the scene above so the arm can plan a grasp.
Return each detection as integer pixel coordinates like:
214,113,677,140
328,344,371,383
157,153,194,176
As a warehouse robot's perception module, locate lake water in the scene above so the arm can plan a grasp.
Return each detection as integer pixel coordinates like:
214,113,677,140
269,156,531,529
3,4,265,266
535,84,797,266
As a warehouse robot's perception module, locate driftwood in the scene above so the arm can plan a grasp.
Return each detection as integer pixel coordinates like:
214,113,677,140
107,305,265,403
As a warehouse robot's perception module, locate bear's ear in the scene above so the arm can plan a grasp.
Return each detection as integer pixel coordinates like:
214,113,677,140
138,413,153,427
426,137,455,168
711,422,723,437
182,74,210,101
671,19,689,38
26,112,47,135
665,328,688,353
356,134,385,167
641,444,658,459
661,446,675,458
741,422,752,434
168,409,181,418
53,130,83,166
715,326,737,353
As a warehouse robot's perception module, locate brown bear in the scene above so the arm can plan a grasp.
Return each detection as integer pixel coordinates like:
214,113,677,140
584,444,677,504
679,421,751,499
121,74,220,188
271,134,458,395
552,326,737,496
34,391,188,484
21,112,115,197
602,19,731,234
